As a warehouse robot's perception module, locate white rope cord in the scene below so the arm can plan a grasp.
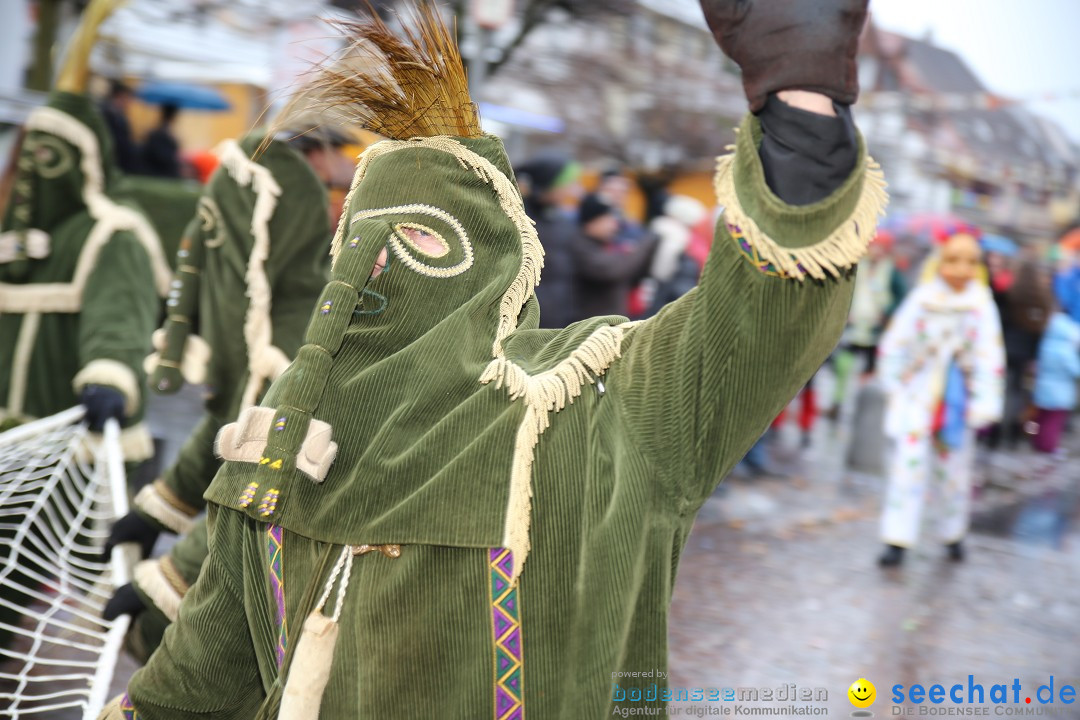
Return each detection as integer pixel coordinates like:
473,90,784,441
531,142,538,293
0,410,131,719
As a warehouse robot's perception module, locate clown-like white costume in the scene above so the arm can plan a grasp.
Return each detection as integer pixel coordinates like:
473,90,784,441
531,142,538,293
877,273,1005,548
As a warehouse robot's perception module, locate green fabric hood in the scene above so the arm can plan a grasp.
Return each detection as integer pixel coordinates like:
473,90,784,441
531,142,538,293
3,92,115,236
1,92,118,284
206,133,621,580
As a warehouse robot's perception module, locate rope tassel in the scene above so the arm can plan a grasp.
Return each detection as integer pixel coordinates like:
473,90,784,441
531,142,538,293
279,546,353,720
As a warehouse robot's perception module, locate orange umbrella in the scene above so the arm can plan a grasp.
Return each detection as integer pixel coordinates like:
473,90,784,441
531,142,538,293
1060,228,1080,252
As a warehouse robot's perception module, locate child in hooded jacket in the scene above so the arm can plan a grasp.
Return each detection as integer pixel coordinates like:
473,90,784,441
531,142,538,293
1031,311,1080,454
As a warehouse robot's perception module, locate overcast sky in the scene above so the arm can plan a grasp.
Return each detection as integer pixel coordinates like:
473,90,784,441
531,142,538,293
870,0,1080,143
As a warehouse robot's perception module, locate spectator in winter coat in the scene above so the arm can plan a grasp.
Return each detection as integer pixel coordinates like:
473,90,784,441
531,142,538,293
141,103,183,178
642,194,709,317
991,258,1055,448
571,193,658,321
100,79,141,174
515,152,581,328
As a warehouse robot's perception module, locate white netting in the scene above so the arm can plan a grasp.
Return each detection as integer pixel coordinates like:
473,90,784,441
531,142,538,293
0,409,130,719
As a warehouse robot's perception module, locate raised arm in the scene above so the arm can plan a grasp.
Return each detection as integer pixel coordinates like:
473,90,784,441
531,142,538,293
608,0,883,507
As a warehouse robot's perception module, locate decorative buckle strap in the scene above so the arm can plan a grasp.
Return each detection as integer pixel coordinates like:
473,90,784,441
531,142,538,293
215,406,338,483
0,229,50,264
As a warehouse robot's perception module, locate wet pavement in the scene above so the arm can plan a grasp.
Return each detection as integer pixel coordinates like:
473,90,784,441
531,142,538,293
6,374,1080,718
667,383,1080,718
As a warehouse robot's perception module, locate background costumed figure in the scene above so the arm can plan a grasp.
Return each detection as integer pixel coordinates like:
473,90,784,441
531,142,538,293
101,122,349,660
0,0,174,651
101,3,886,717
877,233,1005,566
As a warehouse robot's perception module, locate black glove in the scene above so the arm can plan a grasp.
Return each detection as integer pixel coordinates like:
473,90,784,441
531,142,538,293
103,511,160,562
103,583,146,621
80,384,127,432
699,0,869,111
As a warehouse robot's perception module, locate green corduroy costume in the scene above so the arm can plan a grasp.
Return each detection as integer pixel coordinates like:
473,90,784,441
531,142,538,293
102,10,887,719
126,133,332,659
0,89,174,452
0,0,175,653
107,112,886,717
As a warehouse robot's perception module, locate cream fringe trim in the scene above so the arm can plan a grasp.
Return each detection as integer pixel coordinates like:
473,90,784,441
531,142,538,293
6,311,40,417
134,483,197,535
712,150,889,281
72,358,140,416
480,324,625,584
213,140,286,410
0,107,173,313
134,558,185,622
77,421,154,463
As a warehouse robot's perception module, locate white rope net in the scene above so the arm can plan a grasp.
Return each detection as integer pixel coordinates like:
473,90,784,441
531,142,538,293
0,408,130,719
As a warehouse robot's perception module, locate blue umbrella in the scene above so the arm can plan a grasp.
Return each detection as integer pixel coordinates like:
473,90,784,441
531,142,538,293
980,233,1018,257
135,82,231,111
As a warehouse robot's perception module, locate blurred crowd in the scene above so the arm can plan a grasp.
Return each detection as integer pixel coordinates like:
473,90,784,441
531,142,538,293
100,80,185,179
515,153,714,329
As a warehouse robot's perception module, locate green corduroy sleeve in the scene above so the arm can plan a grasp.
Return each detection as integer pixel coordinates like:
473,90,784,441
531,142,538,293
126,519,211,663
611,113,885,509
159,413,225,515
125,507,264,718
167,515,210,585
76,230,158,422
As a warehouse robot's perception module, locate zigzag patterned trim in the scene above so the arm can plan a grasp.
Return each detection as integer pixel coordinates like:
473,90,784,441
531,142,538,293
120,693,139,719
267,524,288,668
490,548,524,720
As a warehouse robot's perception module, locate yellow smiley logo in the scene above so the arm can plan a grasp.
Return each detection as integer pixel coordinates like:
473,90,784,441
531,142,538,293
848,678,876,708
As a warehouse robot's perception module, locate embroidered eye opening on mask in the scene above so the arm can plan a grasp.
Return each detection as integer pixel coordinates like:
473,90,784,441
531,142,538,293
24,133,76,180
351,204,474,279
393,222,450,258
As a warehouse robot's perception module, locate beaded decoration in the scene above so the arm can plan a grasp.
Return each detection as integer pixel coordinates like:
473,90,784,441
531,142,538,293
258,489,280,517
320,301,333,315
274,417,287,432
238,481,259,508
259,456,284,470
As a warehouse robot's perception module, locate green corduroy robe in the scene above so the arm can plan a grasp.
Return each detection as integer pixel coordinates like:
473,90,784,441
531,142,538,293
0,91,173,457
110,115,885,720
127,135,332,659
